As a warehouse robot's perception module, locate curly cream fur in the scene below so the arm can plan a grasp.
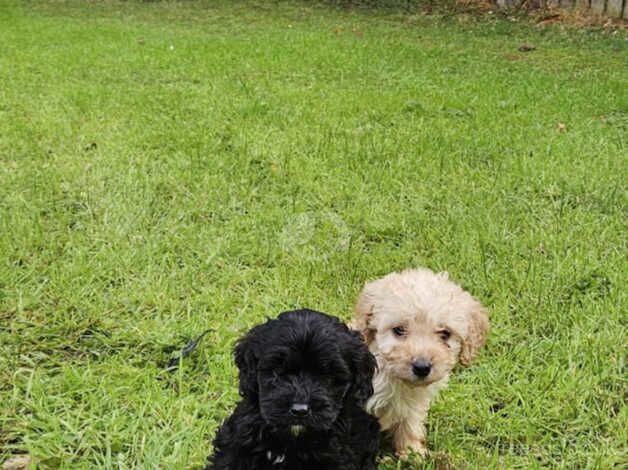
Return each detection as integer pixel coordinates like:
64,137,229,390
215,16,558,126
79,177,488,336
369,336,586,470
353,268,489,456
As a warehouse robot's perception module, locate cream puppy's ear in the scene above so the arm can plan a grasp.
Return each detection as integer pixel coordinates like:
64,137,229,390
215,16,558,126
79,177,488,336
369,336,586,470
353,282,378,345
459,304,490,366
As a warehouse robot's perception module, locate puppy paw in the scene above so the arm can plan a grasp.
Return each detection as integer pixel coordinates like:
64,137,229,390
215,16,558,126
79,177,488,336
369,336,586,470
395,442,428,460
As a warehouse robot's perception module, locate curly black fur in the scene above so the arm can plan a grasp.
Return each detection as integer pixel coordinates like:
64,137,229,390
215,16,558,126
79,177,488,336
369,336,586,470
206,309,380,470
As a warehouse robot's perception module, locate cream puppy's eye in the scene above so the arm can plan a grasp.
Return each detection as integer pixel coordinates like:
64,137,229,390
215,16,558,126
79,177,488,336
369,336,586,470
438,329,451,341
392,326,407,337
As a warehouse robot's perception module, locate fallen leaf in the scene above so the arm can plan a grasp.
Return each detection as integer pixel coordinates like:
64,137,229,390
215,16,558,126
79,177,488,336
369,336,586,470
2,455,33,470
537,14,561,25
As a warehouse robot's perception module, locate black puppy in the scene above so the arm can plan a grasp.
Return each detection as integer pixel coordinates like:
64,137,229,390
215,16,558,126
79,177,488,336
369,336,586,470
206,309,380,470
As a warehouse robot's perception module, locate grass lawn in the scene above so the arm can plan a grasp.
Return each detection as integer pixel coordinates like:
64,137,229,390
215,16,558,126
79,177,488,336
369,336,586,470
0,0,626,468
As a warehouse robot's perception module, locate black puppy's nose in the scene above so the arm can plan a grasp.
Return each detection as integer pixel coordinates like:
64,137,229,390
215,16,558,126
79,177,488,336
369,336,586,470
290,403,310,417
412,360,432,378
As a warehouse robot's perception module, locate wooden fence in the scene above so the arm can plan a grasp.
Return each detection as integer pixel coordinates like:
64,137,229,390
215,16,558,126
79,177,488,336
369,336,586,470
496,0,628,19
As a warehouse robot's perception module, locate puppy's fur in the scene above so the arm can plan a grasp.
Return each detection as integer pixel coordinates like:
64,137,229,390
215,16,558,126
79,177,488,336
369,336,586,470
206,309,380,470
353,268,489,457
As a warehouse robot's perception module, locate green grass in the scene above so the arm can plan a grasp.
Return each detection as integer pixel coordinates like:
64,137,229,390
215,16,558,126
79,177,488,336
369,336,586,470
0,0,626,468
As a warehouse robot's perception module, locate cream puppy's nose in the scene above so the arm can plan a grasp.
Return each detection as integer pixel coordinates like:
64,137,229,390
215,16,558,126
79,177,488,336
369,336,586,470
412,359,432,378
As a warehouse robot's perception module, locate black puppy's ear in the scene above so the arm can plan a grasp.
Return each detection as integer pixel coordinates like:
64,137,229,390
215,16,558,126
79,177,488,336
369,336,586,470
346,329,376,407
234,328,261,399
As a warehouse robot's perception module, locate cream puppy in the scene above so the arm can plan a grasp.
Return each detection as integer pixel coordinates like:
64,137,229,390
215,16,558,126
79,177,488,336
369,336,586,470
353,268,489,457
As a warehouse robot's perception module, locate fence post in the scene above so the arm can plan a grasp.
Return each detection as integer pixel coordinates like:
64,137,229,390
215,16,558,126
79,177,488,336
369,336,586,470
590,0,606,13
606,0,623,16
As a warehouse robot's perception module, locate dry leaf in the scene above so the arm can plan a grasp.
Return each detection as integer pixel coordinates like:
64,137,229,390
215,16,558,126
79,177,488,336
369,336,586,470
537,14,561,25
2,455,33,470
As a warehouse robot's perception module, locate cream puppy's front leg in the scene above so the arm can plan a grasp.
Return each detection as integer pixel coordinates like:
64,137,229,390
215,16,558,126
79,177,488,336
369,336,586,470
391,405,429,458
368,378,432,458
367,365,439,458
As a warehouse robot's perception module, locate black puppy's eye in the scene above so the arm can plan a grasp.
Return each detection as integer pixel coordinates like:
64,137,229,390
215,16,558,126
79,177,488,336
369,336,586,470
438,329,451,341
392,326,407,337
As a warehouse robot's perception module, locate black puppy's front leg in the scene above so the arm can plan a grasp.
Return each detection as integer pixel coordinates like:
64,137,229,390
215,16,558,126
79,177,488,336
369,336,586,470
206,439,269,470
205,402,263,470
354,407,381,470
204,449,235,470
205,428,254,470
205,447,257,470
204,426,241,470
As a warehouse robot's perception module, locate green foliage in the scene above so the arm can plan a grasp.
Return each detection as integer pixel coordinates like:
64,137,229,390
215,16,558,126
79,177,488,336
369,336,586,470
0,1,626,468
